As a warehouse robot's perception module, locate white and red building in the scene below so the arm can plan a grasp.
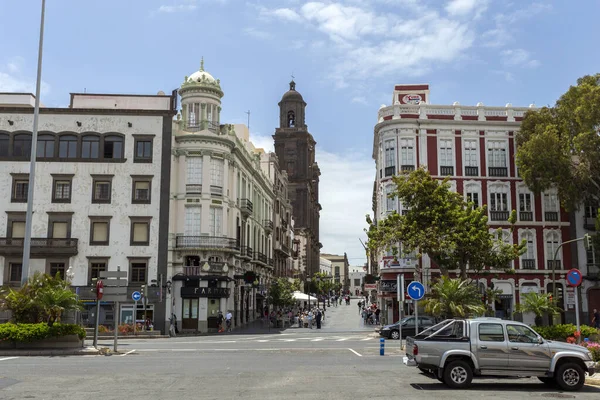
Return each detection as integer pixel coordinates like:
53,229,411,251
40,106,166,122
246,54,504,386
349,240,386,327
372,84,599,326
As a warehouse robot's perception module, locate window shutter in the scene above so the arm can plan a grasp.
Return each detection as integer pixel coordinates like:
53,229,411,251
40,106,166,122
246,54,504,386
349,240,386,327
53,222,68,238
134,223,148,243
93,222,108,242
12,222,25,238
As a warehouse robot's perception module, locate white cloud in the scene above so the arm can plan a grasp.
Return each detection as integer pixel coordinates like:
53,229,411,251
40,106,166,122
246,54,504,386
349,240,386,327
482,2,552,47
351,96,368,105
260,7,302,22
445,0,488,17
243,27,272,40
248,133,371,264
0,57,50,95
501,49,540,68
156,0,227,13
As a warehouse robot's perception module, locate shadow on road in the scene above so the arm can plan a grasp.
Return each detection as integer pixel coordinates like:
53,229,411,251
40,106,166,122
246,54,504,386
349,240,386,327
409,382,600,394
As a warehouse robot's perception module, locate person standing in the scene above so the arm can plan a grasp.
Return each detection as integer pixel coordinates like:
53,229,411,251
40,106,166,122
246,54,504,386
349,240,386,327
316,309,322,329
225,310,233,332
592,308,600,328
357,301,362,315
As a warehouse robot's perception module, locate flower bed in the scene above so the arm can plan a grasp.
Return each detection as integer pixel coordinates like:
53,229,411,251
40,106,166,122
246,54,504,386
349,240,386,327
532,324,599,341
0,323,86,343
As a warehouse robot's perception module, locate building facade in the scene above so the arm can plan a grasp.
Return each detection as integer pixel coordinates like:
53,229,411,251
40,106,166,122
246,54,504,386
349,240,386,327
167,62,279,333
321,253,350,290
372,84,592,325
0,91,176,332
349,265,366,296
319,256,332,276
273,81,322,278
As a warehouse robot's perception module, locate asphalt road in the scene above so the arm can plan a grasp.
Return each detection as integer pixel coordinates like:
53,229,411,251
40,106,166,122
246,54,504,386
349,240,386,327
1,299,599,399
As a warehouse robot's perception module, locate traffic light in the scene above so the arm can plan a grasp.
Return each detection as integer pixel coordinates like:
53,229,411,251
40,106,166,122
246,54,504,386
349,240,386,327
140,285,145,297
584,233,593,251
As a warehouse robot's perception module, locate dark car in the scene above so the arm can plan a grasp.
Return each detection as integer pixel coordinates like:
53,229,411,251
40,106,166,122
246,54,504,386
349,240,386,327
379,316,436,340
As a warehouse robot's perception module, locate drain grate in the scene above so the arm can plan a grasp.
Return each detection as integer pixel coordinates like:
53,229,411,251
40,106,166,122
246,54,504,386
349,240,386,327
541,394,576,399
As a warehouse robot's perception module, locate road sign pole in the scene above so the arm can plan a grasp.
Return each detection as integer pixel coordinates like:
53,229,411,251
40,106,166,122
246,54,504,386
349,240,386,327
575,285,581,344
414,299,418,336
113,265,121,353
397,274,404,349
133,300,137,336
93,298,100,349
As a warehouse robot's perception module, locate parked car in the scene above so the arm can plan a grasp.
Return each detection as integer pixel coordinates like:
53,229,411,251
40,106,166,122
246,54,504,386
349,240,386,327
403,317,596,391
378,316,436,340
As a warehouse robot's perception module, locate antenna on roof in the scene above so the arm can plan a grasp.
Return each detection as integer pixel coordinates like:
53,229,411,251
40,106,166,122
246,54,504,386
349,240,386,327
245,110,250,133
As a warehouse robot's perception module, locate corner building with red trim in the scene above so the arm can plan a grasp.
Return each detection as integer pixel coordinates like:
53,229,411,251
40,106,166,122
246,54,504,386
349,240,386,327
372,84,597,326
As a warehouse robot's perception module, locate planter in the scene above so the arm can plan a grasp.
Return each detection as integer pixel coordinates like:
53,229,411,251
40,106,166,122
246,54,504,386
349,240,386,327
0,334,83,350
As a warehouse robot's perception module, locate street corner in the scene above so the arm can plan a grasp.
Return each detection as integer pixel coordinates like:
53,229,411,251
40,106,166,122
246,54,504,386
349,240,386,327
0,346,100,357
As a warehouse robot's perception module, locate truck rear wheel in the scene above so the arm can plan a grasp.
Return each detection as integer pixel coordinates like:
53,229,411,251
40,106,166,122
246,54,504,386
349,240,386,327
443,360,473,389
555,362,585,391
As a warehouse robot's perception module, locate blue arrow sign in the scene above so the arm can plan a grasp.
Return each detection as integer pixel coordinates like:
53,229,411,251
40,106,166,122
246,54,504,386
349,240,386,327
132,291,142,302
407,281,425,301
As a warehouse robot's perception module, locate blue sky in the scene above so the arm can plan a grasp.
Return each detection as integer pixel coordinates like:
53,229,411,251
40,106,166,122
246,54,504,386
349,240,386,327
1,0,599,266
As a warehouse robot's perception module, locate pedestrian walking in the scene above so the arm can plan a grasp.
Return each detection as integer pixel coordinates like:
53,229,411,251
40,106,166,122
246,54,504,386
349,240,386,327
592,308,600,328
316,309,322,329
225,310,233,332
357,301,362,315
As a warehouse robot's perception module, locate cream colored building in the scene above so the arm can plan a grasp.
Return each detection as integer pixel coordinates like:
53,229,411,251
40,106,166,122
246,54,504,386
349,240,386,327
321,253,350,290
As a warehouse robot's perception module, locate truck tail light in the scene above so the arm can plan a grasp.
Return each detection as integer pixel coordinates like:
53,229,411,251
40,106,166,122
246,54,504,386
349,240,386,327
413,344,418,356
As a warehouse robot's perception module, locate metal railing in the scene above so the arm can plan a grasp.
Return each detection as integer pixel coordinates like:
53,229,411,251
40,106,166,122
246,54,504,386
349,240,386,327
241,246,253,258
547,260,562,270
489,211,510,221
521,259,536,270
440,166,454,176
488,167,508,177
263,220,273,231
175,236,238,249
519,211,533,221
210,185,223,196
400,165,415,173
0,238,78,256
545,211,559,222
253,252,267,264
464,166,478,176
240,199,253,215
186,184,202,194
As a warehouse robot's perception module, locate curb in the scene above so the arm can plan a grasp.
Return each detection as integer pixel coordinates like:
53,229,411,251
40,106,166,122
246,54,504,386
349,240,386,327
0,347,100,357
90,335,170,339
587,377,600,387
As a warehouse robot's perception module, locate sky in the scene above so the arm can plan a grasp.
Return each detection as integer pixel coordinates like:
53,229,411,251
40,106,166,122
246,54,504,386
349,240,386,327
1,0,599,267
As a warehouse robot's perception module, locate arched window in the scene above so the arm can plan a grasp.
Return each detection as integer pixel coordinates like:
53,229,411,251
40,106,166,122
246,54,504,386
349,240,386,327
13,133,32,157
287,110,295,127
103,135,123,159
0,133,9,156
37,134,55,158
59,135,77,158
82,135,100,159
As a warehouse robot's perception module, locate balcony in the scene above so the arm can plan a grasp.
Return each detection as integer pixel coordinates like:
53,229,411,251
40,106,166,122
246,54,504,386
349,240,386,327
0,237,78,257
545,211,559,222
240,199,253,217
281,219,288,229
186,184,202,195
240,246,253,260
547,260,562,270
488,167,508,177
185,121,220,133
210,185,223,197
465,166,478,176
384,166,395,177
519,211,533,221
490,211,510,221
253,251,267,265
400,165,415,173
521,259,536,270
584,217,597,231
175,236,239,250
440,166,454,176
268,258,274,267
263,220,273,233
183,262,226,276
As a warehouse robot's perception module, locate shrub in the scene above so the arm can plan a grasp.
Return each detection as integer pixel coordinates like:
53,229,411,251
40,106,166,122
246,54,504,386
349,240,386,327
118,324,134,335
532,324,599,341
98,325,111,333
0,323,85,342
582,341,600,362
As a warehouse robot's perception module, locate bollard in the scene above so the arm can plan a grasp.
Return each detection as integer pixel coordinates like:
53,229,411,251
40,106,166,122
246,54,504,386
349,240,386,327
380,337,385,356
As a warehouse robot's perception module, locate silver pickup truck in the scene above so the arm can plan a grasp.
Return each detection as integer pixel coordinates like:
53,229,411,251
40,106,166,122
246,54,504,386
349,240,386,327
403,317,596,391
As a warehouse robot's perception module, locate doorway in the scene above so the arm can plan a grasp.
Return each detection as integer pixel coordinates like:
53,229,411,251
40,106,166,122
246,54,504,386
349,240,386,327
182,298,199,330
207,298,220,329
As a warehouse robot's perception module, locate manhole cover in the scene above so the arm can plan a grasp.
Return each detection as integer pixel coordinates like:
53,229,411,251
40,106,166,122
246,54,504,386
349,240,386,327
541,394,575,399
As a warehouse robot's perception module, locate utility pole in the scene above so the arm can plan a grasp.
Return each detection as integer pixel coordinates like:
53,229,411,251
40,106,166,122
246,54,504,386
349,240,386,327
22,0,47,285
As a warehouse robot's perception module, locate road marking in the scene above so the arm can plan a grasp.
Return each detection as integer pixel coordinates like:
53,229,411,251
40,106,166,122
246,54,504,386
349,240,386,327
361,338,372,341
257,340,269,343
336,338,349,341
0,357,19,361
121,350,136,357
311,338,324,342
348,348,362,357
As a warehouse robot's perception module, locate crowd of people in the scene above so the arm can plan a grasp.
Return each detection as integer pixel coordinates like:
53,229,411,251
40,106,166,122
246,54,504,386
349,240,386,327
358,300,380,325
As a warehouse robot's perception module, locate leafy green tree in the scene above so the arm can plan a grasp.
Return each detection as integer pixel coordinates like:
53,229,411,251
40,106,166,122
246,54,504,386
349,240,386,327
366,167,525,278
423,277,486,318
516,74,600,210
267,278,296,309
515,292,562,326
0,272,82,326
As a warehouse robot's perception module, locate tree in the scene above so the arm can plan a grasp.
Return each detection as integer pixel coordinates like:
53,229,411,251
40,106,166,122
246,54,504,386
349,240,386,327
366,167,525,278
516,292,561,326
0,272,82,326
423,277,486,318
516,74,600,210
267,278,296,309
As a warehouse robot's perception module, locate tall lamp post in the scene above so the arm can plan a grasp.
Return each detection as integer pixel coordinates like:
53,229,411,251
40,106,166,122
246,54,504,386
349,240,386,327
21,0,47,285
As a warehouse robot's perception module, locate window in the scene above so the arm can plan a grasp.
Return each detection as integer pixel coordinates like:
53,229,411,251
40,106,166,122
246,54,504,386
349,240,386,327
51,222,68,239
335,266,340,276
81,135,100,159
585,204,598,218
210,158,224,187
354,279,361,286
400,139,414,166
8,263,22,283
439,138,453,166
186,157,202,184
188,103,199,126
209,207,222,236
13,134,32,158
47,212,73,239
132,176,152,204
489,192,508,212
519,193,532,212
134,137,153,163
37,134,55,158
11,175,29,203
464,139,478,166
89,260,107,284
466,192,479,208
385,185,395,212
103,135,123,159
478,323,505,342
0,133,8,156
89,217,111,245
487,141,507,167
92,175,113,203
184,207,201,236
58,135,78,158
52,175,73,203
521,231,536,269
506,324,538,343
130,260,147,284
49,262,66,278
130,217,151,246
544,193,559,212
384,140,395,168
10,221,25,238
546,231,561,261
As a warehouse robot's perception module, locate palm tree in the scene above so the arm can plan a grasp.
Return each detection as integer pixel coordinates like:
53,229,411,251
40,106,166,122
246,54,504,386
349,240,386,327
37,285,82,326
423,277,486,318
516,292,561,326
